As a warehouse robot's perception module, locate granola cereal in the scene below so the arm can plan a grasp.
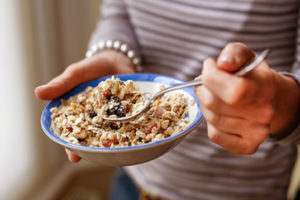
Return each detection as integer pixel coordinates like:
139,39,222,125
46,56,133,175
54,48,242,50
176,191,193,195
50,77,191,148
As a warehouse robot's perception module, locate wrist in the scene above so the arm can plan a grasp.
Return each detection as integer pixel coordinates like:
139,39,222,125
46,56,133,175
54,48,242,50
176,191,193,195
270,70,300,135
97,50,135,74
86,40,142,72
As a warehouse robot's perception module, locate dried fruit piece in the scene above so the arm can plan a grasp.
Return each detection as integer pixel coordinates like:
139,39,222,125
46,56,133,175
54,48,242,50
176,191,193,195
103,90,111,99
110,123,120,130
108,96,120,105
125,104,131,113
86,110,97,118
66,125,73,133
116,106,126,117
147,123,158,134
107,106,118,116
102,138,118,147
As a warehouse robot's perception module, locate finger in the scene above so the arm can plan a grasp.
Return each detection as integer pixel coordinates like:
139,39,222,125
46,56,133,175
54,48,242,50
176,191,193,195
65,149,81,163
217,42,255,72
35,68,80,100
35,58,110,100
195,85,275,123
34,51,131,100
202,106,269,138
207,123,258,155
202,58,257,105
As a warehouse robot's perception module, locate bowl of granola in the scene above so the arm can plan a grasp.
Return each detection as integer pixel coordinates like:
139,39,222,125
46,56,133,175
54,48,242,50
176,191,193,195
41,73,203,166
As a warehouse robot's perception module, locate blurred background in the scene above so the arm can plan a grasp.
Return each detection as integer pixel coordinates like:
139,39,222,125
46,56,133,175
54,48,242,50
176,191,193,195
0,0,299,200
1,0,114,199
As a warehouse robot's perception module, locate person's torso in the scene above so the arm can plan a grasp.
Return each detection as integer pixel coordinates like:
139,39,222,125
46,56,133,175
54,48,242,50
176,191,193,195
125,1,299,199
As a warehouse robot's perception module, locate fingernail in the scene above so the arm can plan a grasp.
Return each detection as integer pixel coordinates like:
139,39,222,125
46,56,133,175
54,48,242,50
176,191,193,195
36,85,47,90
219,55,233,65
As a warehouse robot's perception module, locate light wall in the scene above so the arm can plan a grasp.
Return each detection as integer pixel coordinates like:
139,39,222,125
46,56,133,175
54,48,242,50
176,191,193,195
0,0,101,199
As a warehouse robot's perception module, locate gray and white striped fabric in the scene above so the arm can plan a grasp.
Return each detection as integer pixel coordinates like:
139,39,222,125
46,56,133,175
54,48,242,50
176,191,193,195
89,0,300,199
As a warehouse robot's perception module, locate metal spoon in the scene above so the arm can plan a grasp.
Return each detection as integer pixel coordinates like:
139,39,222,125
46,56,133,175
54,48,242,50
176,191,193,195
102,49,271,122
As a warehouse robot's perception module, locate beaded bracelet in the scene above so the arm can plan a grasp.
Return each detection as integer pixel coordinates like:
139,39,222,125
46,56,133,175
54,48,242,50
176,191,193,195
85,40,142,72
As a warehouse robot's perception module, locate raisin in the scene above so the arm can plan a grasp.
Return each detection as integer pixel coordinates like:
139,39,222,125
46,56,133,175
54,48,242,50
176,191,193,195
108,96,120,105
77,138,85,142
110,123,120,130
125,104,130,113
116,106,126,117
107,106,118,116
66,125,73,132
86,110,97,118
138,137,142,142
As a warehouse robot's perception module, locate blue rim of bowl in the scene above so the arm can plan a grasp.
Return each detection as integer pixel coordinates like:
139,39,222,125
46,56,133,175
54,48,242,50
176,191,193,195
41,73,203,152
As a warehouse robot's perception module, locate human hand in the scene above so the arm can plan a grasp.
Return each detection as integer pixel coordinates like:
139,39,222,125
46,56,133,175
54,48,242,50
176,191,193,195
195,43,300,154
35,50,135,162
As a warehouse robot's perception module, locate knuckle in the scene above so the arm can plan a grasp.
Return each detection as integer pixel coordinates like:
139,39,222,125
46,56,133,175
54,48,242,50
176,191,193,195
207,112,222,127
226,79,248,105
252,130,268,145
194,86,203,100
257,125,269,138
259,104,275,124
202,94,217,110
66,63,82,77
59,78,70,90
244,146,258,155
65,63,76,72
202,60,214,79
239,142,258,155
226,118,240,129
208,129,220,143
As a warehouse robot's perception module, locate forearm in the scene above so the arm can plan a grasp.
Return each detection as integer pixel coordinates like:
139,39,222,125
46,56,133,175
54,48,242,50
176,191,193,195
270,70,300,137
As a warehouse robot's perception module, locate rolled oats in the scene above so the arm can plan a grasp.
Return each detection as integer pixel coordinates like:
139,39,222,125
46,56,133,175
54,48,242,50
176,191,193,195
51,77,191,148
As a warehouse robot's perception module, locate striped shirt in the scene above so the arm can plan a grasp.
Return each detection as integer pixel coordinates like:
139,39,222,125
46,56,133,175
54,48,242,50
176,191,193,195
89,0,300,199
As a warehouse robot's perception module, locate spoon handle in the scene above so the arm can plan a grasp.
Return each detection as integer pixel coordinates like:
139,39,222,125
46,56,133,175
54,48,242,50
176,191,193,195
235,49,270,76
153,79,203,98
154,49,271,98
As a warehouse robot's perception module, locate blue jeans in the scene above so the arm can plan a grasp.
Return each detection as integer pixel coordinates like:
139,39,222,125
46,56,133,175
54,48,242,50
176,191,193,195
109,168,139,200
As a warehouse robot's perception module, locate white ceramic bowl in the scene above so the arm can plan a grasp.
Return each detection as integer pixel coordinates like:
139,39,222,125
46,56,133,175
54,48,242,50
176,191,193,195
41,73,203,166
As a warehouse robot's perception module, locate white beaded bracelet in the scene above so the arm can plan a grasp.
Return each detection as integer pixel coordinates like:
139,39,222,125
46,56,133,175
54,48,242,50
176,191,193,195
85,40,142,72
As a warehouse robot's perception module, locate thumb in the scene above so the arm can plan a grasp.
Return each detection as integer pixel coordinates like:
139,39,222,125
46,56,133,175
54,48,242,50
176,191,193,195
35,55,116,100
217,42,255,73
35,67,79,100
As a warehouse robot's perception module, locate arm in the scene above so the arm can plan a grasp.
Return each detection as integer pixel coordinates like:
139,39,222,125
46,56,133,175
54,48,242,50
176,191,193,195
36,0,138,162
268,28,300,144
